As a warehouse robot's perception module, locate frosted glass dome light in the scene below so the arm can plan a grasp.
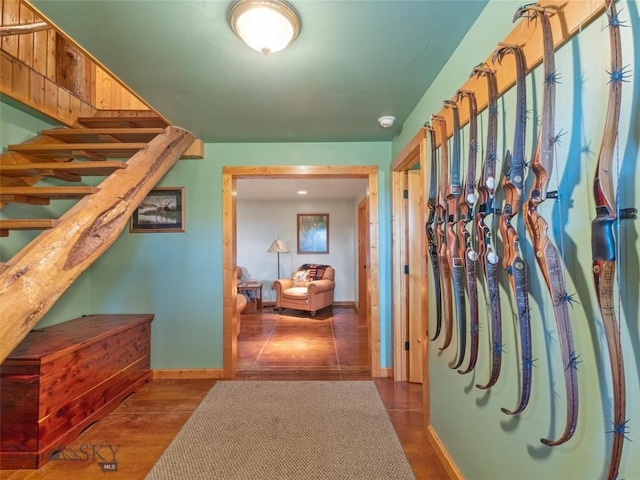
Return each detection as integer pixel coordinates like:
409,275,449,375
228,0,301,55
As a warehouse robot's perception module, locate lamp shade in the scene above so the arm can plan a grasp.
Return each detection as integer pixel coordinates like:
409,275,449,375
266,239,290,253
228,0,301,55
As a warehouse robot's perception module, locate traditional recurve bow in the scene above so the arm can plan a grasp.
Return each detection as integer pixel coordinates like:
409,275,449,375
443,99,467,370
492,43,531,409
515,4,576,429
425,122,443,341
472,65,503,390
432,114,454,351
455,89,479,375
590,0,634,475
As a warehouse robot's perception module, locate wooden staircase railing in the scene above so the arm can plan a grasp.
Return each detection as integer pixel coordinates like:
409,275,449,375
0,112,196,361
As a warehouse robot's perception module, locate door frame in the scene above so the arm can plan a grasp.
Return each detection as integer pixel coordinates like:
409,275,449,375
222,165,381,378
357,197,369,320
390,130,429,420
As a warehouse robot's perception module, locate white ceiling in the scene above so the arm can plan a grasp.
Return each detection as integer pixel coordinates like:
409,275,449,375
236,178,368,200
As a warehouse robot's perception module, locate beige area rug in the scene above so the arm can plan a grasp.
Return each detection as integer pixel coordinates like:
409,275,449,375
145,381,415,479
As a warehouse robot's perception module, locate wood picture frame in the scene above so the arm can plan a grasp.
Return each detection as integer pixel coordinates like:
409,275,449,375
297,213,329,254
130,187,185,233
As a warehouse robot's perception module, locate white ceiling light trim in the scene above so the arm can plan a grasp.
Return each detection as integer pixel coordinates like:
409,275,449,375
378,116,395,128
228,0,301,55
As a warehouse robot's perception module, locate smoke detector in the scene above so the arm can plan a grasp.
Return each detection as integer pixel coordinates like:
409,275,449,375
378,116,395,128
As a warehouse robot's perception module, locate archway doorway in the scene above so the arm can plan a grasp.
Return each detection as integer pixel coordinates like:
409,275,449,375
222,165,381,378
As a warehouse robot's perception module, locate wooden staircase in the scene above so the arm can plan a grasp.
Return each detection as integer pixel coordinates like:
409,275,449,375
0,111,196,361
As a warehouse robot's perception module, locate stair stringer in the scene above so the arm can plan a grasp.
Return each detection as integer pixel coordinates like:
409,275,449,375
0,126,195,362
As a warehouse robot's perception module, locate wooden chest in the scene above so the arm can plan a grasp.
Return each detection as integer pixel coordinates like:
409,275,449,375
0,314,153,469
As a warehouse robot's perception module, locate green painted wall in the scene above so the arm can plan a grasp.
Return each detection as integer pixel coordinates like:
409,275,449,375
392,1,639,479
89,142,393,369
0,97,94,327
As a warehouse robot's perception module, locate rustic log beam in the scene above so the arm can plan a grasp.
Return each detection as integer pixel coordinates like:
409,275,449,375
0,22,49,37
0,127,195,362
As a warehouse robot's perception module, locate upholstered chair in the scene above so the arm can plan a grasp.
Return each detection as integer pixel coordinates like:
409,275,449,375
272,264,335,316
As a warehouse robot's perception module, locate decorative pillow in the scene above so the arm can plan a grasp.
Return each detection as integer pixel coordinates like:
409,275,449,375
300,264,328,281
291,270,310,287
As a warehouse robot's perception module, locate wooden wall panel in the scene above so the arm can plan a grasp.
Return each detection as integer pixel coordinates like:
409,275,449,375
28,68,42,107
43,75,56,113
1,0,151,126
0,51,12,91
45,28,54,80
55,34,86,100
56,86,69,123
93,65,148,111
17,2,32,65
2,0,19,57
10,55,27,100
32,12,46,75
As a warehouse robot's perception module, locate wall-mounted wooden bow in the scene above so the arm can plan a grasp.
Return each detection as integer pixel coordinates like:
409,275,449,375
425,123,443,342
590,0,633,476
432,114,454,352
471,65,503,390
455,89,480,375
492,42,532,413
443,99,467,370
516,4,578,437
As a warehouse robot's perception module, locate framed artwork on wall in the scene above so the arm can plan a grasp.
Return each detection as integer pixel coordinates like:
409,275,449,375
130,187,185,233
297,213,329,254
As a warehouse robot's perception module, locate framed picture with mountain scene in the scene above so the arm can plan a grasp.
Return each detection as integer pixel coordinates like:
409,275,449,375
130,187,185,233
297,213,329,254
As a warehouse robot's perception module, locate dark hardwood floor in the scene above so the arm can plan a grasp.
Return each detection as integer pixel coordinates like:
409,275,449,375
0,306,449,479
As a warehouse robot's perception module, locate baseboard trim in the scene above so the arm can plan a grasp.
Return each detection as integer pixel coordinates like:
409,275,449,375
332,301,356,309
427,425,463,480
152,369,224,379
378,367,393,378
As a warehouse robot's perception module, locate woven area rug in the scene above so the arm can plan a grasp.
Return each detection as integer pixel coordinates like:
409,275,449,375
145,381,415,479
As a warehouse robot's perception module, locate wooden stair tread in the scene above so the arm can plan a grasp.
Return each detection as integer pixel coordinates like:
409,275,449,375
0,219,59,229
76,116,169,129
0,161,128,177
0,186,99,199
8,143,147,160
39,128,165,144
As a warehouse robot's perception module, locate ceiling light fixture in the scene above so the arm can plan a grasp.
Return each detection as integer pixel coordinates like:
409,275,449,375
297,190,307,195
228,0,301,55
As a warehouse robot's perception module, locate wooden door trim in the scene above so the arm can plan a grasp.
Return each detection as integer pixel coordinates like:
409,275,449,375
391,170,408,381
222,165,381,378
357,198,368,318
390,129,429,424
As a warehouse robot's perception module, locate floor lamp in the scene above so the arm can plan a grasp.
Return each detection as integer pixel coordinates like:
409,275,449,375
266,238,290,279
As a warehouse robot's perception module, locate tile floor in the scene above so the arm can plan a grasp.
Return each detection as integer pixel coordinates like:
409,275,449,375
237,305,371,380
